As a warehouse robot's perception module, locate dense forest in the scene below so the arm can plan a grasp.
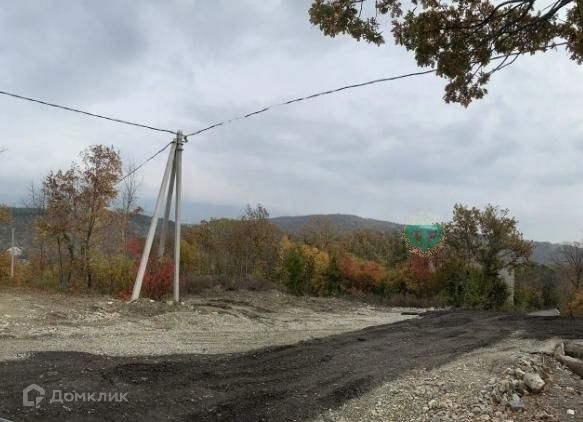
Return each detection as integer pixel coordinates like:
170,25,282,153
1,145,582,315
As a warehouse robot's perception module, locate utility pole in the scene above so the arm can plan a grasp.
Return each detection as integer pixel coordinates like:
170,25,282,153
157,158,176,259
174,132,184,302
10,227,14,279
130,131,185,302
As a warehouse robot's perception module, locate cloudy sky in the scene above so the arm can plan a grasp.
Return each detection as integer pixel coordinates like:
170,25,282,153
0,1,581,242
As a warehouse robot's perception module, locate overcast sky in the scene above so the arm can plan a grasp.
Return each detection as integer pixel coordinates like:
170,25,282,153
0,1,581,242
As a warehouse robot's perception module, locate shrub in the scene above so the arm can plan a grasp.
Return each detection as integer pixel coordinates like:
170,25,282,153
562,289,583,317
384,264,417,296
514,283,544,310
142,258,178,300
323,255,342,295
461,270,508,310
90,254,134,294
338,254,385,293
119,257,183,301
300,245,330,294
280,246,310,295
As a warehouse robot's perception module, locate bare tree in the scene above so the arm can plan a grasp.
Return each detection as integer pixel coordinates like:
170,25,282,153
117,161,142,255
24,181,48,278
554,241,583,291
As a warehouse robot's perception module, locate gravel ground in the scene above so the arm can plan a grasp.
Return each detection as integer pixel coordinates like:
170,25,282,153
0,286,420,361
1,306,583,421
1,288,583,421
313,338,583,422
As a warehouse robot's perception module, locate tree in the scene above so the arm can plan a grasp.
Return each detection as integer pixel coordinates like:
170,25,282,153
37,145,122,288
338,229,407,267
182,205,281,280
554,241,583,316
280,245,310,294
514,262,559,308
444,204,531,273
77,145,122,288
37,168,80,287
442,204,532,307
554,241,583,291
116,161,143,255
24,182,48,279
309,0,582,105
240,204,280,278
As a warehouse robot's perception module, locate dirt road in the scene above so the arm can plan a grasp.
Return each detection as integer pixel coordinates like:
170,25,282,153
1,309,583,421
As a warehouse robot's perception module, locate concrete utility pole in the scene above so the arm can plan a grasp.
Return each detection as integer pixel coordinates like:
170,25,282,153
130,131,186,302
157,158,176,259
173,132,183,302
10,227,15,279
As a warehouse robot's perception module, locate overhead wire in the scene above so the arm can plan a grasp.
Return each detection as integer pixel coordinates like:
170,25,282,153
185,69,437,137
184,42,568,138
118,141,174,184
0,89,176,135
0,41,569,181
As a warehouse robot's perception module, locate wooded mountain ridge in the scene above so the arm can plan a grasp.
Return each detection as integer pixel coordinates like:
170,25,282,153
0,207,562,265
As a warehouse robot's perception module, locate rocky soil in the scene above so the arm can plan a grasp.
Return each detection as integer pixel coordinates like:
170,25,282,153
314,339,583,422
1,288,583,421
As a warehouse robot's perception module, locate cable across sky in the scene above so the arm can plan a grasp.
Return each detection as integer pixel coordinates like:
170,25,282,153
0,89,176,135
0,41,568,182
184,68,437,137
118,141,174,184
0,42,568,141
184,43,567,138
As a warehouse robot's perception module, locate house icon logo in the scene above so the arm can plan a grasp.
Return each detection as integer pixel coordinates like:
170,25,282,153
23,384,45,408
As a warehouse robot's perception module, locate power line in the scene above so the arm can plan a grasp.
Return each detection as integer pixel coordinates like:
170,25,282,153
118,141,174,184
0,89,176,135
185,42,568,138
0,41,568,183
0,42,568,142
185,69,436,137
128,42,568,179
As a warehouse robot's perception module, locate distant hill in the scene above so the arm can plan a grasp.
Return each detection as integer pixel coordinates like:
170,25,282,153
0,208,565,266
530,241,562,265
270,214,403,234
0,208,165,254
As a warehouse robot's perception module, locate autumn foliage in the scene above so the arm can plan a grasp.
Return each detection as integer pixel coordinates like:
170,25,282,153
566,290,583,317
119,258,178,301
337,254,384,293
5,146,570,313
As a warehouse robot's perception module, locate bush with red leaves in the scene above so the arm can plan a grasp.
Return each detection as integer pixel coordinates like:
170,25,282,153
119,256,185,301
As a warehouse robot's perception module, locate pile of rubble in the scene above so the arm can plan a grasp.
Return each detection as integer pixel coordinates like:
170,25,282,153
425,341,583,422
314,339,583,422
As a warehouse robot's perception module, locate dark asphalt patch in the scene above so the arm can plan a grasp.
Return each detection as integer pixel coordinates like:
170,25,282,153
1,311,583,421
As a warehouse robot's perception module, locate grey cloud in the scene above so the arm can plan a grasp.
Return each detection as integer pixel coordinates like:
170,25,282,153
0,1,582,242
